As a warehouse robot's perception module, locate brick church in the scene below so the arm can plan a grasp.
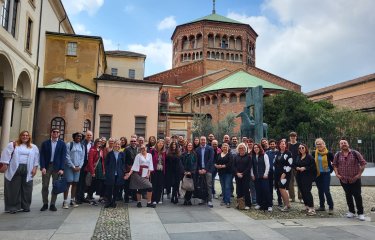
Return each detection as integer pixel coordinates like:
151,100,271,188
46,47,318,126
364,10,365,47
146,9,301,140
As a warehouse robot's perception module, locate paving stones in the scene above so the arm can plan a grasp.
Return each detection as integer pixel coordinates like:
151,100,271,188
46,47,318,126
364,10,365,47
91,202,131,240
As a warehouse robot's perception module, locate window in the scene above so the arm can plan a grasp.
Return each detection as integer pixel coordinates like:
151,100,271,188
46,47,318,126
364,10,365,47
51,117,65,140
99,115,112,139
67,42,77,56
10,0,18,36
25,17,33,52
111,68,118,76
83,119,91,134
229,94,237,103
129,69,135,79
0,0,10,29
135,116,146,138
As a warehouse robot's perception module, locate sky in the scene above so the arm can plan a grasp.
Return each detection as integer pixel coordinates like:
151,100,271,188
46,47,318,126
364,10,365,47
61,0,375,92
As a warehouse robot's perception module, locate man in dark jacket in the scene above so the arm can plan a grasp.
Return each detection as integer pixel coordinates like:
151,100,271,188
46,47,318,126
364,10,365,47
195,136,214,208
39,128,67,211
124,137,138,202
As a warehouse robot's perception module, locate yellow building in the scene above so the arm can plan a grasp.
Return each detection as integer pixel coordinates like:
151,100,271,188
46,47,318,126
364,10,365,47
105,51,146,80
34,32,106,144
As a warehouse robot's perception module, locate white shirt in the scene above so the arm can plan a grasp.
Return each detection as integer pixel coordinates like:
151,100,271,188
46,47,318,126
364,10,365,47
18,144,31,164
50,138,58,163
131,153,154,172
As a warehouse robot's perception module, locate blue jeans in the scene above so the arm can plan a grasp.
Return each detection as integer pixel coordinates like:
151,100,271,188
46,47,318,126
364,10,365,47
315,172,334,209
219,173,232,204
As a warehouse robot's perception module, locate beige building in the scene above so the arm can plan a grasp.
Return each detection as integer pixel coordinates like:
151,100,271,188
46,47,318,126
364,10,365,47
95,74,162,140
105,51,146,80
0,0,73,150
306,73,375,113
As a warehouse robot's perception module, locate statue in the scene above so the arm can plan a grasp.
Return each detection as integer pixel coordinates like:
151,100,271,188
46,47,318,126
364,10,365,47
236,86,268,143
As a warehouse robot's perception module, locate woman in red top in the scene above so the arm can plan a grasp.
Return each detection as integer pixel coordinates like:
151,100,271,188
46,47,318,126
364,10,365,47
86,138,105,204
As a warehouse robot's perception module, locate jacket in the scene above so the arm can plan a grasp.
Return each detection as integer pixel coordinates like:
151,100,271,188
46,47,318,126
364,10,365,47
104,151,126,185
195,145,214,173
39,139,66,171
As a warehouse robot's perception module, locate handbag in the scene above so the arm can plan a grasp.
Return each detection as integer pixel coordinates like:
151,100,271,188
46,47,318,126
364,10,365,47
181,175,194,191
193,175,208,200
86,155,101,186
52,175,68,194
0,142,16,173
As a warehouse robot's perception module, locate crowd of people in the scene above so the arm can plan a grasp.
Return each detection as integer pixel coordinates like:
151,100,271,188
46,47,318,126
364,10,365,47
0,129,368,221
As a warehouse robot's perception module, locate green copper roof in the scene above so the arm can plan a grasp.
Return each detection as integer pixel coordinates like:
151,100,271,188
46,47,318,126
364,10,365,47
195,71,287,94
42,80,95,95
188,13,243,24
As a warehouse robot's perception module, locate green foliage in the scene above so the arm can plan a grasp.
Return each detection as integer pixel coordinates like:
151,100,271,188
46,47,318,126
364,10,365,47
214,112,237,141
192,113,237,140
192,114,213,138
263,91,375,140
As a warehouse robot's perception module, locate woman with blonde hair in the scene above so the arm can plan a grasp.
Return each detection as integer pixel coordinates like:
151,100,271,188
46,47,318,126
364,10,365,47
0,131,39,213
233,142,252,209
314,138,334,214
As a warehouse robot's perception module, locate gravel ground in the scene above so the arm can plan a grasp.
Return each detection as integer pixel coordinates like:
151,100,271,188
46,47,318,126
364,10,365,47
226,185,375,220
91,202,131,240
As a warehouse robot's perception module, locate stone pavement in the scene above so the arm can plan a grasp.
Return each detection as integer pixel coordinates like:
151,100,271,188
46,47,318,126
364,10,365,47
129,198,375,240
0,174,101,240
0,174,374,240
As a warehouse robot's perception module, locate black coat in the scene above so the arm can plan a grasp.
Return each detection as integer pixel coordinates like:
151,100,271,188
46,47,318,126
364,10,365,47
105,151,126,186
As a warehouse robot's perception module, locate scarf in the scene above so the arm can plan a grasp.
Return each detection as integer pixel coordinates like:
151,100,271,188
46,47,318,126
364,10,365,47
315,147,328,177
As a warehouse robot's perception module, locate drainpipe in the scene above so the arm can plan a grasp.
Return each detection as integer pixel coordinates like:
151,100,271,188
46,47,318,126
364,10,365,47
58,13,67,33
32,0,43,143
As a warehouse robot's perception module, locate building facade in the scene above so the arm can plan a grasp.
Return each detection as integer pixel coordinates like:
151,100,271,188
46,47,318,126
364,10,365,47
146,12,301,140
105,50,146,80
0,0,74,150
306,73,375,113
34,32,105,144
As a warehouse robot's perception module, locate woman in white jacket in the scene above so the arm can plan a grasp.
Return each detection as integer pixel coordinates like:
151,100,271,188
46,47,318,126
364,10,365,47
0,130,39,213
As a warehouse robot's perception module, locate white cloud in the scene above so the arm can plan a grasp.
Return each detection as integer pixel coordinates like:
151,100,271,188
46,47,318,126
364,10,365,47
62,0,104,16
228,0,375,92
157,16,177,30
103,38,118,51
73,23,91,35
128,40,172,70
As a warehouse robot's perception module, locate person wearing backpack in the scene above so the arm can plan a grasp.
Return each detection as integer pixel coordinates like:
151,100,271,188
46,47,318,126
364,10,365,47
63,132,85,209
333,138,367,221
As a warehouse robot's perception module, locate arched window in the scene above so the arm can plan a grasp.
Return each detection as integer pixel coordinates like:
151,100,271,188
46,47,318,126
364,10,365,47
83,119,91,134
221,94,228,104
212,95,218,105
205,96,210,105
240,93,246,102
160,91,169,103
229,94,237,103
51,117,65,140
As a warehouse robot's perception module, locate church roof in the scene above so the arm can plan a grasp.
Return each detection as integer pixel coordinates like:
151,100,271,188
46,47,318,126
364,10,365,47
188,13,243,25
194,70,287,94
41,80,96,95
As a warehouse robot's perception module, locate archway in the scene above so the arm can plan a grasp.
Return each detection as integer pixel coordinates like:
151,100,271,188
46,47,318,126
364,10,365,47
0,53,15,150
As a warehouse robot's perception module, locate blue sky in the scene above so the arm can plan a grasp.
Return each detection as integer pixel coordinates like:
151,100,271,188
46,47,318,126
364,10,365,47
61,0,375,92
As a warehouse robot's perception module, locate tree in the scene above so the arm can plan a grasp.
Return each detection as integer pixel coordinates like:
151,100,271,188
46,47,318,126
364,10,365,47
192,114,213,138
214,113,237,141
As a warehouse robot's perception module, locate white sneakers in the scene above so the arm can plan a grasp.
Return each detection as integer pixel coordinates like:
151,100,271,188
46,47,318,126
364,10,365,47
244,206,250,210
208,201,213,208
268,207,273,212
254,205,261,210
62,201,69,209
346,212,365,221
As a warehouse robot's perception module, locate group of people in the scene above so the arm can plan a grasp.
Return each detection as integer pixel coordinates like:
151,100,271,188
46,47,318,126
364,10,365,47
0,129,368,221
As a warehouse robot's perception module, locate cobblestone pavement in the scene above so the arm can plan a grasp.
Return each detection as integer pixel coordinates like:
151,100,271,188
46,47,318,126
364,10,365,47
92,202,131,240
